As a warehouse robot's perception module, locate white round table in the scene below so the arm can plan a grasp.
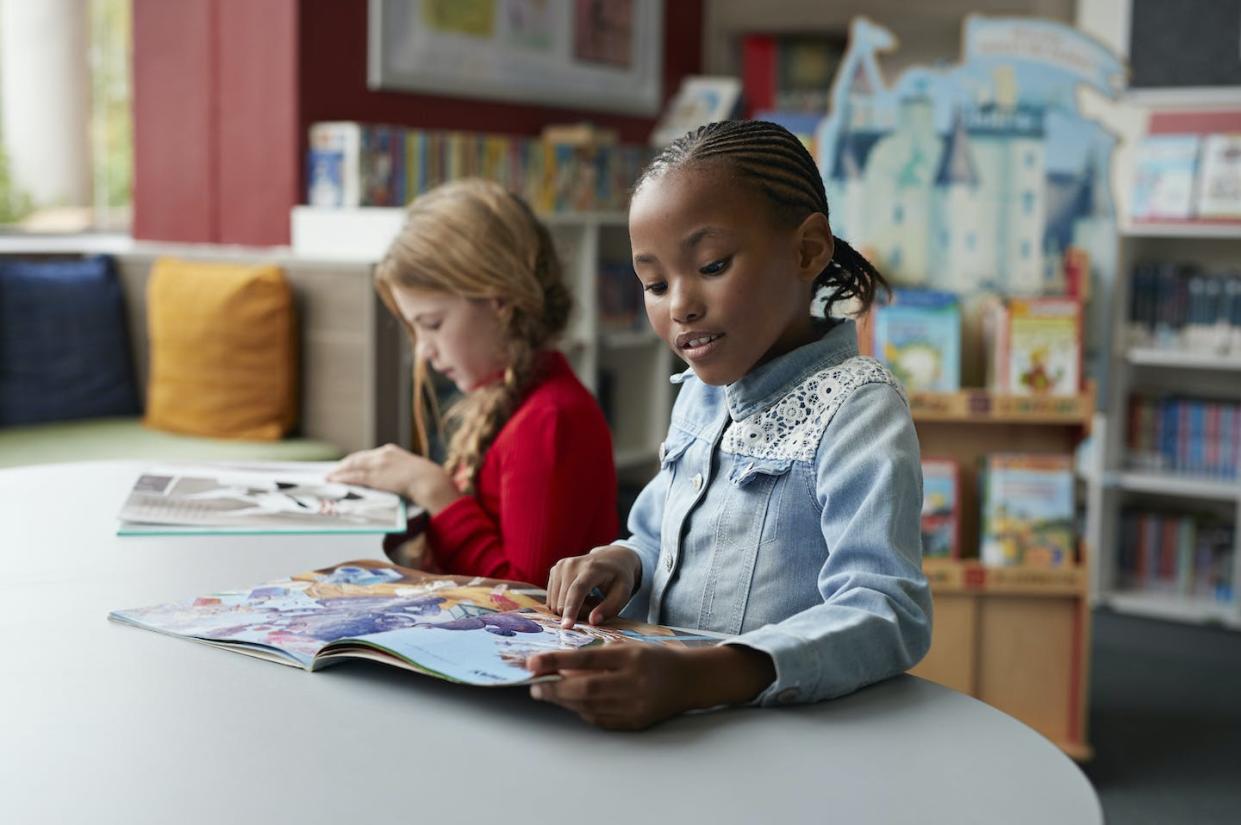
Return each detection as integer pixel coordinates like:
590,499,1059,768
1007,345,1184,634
0,462,1102,824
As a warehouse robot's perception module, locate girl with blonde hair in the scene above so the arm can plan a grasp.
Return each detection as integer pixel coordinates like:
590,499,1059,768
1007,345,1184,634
329,179,618,586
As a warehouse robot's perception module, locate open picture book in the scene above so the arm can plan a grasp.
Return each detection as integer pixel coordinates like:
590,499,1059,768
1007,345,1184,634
116,462,411,535
109,560,720,687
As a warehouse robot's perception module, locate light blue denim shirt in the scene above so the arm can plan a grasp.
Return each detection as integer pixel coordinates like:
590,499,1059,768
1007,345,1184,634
616,319,932,707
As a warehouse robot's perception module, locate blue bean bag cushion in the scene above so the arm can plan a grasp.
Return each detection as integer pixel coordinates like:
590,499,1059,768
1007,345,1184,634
0,255,140,426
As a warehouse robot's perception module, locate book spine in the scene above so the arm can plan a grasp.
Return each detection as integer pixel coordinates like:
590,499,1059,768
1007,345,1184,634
1206,402,1220,478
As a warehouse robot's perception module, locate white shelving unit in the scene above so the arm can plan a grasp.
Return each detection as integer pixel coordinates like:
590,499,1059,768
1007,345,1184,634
1125,348,1241,371
290,206,675,478
1093,219,1241,629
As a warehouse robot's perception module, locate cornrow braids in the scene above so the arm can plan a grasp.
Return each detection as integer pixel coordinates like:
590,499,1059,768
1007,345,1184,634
636,120,888,316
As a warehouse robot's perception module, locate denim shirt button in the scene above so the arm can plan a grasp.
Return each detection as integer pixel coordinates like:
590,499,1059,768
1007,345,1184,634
664,553,674,571
691,472,704,491
776,688,800,704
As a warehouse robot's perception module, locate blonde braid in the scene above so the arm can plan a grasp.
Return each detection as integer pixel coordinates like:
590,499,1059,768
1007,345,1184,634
375,179,571,494
443,340,537,492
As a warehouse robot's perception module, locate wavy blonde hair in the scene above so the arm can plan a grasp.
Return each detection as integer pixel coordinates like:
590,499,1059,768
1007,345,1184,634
376,178,571,493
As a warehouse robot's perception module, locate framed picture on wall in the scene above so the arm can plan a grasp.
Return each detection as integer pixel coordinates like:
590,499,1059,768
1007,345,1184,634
368,0,665,115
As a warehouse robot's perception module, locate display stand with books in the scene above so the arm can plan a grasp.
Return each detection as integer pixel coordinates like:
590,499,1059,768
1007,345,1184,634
1091,105,1241,630
885,302,1096,761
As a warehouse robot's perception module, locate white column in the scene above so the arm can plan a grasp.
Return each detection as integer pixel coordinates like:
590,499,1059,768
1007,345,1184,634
0,0,91,207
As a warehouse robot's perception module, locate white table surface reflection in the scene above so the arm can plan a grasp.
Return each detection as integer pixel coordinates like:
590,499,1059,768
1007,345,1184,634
0,462,1102,825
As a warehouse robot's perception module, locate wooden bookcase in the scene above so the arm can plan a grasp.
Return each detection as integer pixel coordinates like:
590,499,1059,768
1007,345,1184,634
905,383,1096,760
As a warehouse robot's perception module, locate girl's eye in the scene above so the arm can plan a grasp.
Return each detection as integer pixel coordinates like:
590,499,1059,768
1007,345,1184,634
643,282,667,296
419,321,442,332
699,257,731,275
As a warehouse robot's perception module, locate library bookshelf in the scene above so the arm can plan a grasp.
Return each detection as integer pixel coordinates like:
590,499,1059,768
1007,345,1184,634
1089,216,1241,630
908,388,1096,761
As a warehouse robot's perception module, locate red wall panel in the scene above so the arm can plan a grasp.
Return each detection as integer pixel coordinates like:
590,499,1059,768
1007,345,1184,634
132,0,215,242
217,0,300,246
133,0,703,245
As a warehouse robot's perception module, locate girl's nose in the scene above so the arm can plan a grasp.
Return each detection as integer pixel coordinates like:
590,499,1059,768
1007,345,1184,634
669,282,704,324
415,339,435,362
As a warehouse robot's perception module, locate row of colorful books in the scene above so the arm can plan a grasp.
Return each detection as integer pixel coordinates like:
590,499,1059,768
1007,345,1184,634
1117,509,1235,603
1130,133,1241,222
1126,263,1241,355
868,290,1082,397
922,454,1076,568
1126,395,1241,481
307,122,651,213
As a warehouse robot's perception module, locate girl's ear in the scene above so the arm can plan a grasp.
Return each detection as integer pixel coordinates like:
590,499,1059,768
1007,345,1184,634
795,213,834,283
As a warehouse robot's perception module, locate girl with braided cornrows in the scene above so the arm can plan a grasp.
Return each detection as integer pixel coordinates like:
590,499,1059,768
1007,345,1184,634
527,120,932,728
328,178,618,587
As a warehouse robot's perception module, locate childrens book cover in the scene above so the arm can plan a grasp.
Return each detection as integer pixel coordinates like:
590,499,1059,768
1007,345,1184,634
870,289,961,392
116,463,409,536
1130,134,1200,221
1195,134,1241,220
650,75,742,148
980,454,1075,568
307,122,362,208
109,561,717,686
992,297,1081,396
360,126,405,207
920,458,960,559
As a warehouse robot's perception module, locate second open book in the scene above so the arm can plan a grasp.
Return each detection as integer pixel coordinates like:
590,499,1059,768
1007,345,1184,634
109,560,719,687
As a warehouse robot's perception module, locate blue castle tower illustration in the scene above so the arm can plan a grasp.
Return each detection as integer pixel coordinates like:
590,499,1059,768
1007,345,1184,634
818,17,1122,299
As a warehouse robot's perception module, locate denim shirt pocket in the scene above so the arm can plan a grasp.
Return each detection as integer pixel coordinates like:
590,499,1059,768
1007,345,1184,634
727,456,794,487
658,429,695,471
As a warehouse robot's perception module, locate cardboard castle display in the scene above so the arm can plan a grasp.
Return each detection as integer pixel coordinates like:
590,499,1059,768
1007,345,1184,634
814,17,1124,391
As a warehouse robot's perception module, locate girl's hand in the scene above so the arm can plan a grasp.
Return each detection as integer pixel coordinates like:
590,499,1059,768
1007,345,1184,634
546,545,641,628
327,444,461,514
526,645,776,731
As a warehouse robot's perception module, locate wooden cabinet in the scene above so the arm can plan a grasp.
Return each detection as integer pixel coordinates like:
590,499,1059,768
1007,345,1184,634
906,388,1095,760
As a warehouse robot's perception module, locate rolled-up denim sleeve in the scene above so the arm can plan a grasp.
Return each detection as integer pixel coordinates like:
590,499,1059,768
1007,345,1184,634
726,382,933,707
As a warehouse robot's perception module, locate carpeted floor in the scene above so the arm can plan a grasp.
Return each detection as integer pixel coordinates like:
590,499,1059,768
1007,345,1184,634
1082,609,1241,824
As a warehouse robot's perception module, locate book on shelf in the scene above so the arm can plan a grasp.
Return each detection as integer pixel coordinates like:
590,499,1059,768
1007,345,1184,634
1118,509,1235,603
1127,263,1241,354
596,262,644,332
1130,134,1201,221
116,463,411,536
305,122,651,213
307,123,407,209
109,560,719,686
650,76,742,148
307,122,362,208
979,454,1076,568
741,33,844,117
1126,395,1240,481
1195,134,1241,220
985,296,1081,397
870,289,961,393
920,458,961,560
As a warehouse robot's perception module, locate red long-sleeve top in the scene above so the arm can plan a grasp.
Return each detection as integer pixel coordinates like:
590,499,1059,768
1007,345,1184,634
388,351,618,587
